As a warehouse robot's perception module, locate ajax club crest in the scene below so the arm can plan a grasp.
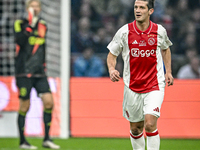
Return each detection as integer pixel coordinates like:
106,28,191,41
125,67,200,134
148,37,155,45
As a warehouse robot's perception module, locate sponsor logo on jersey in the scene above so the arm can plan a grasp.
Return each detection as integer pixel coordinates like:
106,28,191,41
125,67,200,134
139,40,146,46
132,40,138,44
28,36,45,45
131,48,155,57
148,37,155,45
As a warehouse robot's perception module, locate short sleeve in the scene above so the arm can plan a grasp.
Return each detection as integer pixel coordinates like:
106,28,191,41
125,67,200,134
158,25,173,50
107,25,128,56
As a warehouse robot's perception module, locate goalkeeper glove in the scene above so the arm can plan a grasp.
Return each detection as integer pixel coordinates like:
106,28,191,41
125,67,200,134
28,7,38,28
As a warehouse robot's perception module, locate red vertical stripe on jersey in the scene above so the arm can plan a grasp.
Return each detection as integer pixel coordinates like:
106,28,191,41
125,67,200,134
128,21,159,93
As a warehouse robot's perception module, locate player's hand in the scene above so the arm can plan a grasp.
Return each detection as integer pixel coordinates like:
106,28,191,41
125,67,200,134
109,69,121,82
165,72,174,86
28,7,34,26
28,7,38,27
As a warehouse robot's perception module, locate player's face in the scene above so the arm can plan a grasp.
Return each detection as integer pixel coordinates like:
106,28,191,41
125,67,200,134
28,1,41,16
134,0,153,23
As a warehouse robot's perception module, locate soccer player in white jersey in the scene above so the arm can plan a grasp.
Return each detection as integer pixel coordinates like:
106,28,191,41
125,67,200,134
107,0,174,150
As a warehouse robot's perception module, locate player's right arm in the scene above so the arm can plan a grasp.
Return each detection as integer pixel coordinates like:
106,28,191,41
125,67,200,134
14,7,37,46
14,19,32,46
107,52,120,82
107,25,127,82
159,25,173,86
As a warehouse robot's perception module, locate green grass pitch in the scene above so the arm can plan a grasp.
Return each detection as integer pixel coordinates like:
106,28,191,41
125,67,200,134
0,138,200,150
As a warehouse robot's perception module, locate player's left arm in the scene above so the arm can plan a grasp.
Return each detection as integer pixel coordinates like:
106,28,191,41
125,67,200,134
161,47,174,86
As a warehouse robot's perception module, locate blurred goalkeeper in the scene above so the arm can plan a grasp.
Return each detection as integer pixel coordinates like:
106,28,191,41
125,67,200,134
13,0,60,149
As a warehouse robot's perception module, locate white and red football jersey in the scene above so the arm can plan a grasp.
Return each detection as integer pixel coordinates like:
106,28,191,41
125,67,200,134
107,20,172,93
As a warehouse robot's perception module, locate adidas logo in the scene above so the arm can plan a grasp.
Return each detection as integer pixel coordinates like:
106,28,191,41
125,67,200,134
132,40,138,44
153,107,159,112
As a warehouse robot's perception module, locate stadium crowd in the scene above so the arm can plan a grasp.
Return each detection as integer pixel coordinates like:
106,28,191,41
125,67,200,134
0,0,199,78
71,0,200,78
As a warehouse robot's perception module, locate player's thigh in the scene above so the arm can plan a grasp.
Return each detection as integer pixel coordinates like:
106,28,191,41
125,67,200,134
33,77,51,95
143,88,164,118
16,77,32,100
123,86,144,122
34,77,53,108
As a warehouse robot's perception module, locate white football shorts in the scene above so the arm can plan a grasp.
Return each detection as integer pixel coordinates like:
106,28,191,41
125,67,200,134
123,85,165,122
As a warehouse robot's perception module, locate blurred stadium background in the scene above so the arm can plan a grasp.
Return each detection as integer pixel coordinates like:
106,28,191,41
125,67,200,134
0,0,200,149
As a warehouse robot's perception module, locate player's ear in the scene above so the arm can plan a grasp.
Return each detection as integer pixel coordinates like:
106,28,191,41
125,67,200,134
149,8,154,15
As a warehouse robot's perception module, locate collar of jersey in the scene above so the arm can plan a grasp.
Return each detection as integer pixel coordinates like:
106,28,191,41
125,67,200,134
133,20,152,35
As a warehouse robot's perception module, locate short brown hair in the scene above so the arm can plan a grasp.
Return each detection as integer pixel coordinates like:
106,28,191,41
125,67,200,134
26,0,41,8
136,0,155,9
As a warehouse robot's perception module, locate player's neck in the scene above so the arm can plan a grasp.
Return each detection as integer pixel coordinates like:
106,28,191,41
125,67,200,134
136,20,150,32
